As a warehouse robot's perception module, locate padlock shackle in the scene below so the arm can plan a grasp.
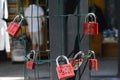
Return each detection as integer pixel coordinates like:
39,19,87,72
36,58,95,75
19,15,24,25
13,15,19,22
13,15,24,25
85,13,96,23
88,50,96,59
27,50,36,61
56,55,70,66
74,51,84,59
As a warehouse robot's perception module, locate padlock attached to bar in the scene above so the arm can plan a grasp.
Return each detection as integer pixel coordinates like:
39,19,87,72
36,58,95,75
26,50,36,70
88,50,98,71
70,51,84,70
84,13,98,35
6,15,24,37
56,55,75,80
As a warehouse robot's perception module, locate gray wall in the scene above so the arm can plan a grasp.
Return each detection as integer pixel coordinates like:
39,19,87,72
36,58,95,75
49,0,64,79
49,0,89,80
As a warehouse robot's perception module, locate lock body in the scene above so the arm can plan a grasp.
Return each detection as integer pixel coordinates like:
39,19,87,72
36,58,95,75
6,22,21,37
56,63,75,80
70,59,83,70
84,22,98,35
56,55,75,80
89,59,98,71
26,61,35,70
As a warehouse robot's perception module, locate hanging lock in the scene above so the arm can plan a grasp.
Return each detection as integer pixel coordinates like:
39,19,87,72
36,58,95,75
88,50,98,71
6,15,24,37
83,13,98,35
26,50,36,70
70,51,84,70
56,55,75,80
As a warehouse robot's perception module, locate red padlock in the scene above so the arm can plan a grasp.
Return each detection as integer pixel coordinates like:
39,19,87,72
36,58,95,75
88,50,98,71
26,61,35,70
6,15,24,37
83,13,98,35
56,55,75,80
70,51,84,70
26,50,36,70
